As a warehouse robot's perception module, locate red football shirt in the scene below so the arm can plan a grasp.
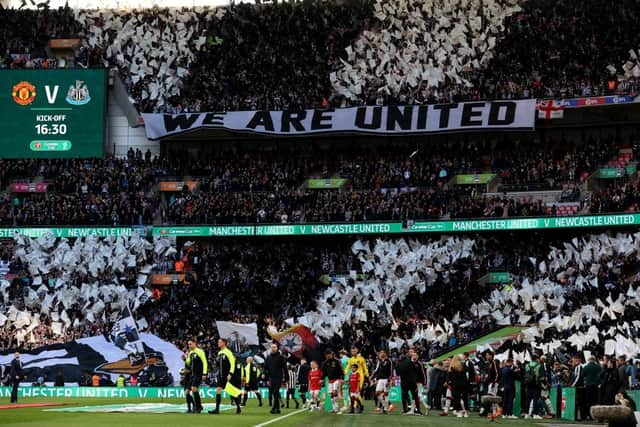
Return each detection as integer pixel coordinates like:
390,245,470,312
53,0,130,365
349,372,361,393
308,368,322,391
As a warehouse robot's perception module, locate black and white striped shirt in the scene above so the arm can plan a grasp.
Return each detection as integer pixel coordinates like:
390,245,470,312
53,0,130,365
287,369,298,389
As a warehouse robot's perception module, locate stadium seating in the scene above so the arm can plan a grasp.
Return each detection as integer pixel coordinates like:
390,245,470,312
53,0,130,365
2,1,640,407
2,1,640,111
545,203,580,216
0,137,637,225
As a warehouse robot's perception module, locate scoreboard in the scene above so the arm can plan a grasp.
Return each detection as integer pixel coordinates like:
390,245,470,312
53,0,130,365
0,69,106,158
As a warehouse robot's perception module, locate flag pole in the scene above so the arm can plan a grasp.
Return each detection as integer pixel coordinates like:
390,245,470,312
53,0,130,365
127,299,147,362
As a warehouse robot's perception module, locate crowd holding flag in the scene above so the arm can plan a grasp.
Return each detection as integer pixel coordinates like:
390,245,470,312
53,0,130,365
111,304,146,365
268,324,317,359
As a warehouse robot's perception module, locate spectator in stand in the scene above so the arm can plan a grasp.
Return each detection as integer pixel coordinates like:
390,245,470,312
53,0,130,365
0,137,637,226
4,1,640,111
0,6,79,70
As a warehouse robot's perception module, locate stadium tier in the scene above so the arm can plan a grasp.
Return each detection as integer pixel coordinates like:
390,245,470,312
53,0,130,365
0,136,638,226
2,1,640,111
1,0,640,426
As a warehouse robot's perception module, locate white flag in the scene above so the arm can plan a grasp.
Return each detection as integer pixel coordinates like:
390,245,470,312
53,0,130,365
216,321,259,347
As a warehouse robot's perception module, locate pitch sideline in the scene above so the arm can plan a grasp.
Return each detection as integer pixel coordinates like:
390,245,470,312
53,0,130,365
253,408,307,427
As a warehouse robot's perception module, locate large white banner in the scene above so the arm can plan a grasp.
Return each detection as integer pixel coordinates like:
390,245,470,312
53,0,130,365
142,100,536,140
216,321,259,347
0,333,182,385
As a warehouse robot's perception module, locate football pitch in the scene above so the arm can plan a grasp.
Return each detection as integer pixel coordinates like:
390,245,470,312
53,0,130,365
0,397,584,427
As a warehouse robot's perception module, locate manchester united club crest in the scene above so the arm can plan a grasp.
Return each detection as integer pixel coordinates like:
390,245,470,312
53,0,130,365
65,80,91,106
12,81,36,106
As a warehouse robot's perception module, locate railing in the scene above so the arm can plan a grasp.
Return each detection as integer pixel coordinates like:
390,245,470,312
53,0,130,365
497,182,559,192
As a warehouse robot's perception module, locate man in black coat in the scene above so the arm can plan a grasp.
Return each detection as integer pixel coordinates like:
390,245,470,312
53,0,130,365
501,358,518,417
10,352,23,403
397,350,422,415
264,343,287,414
480,351,500,415
296,358,311,408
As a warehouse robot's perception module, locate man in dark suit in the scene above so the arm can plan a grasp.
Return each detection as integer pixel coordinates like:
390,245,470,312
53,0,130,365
10,352,23,403
397,351,422,415
264,343,287,414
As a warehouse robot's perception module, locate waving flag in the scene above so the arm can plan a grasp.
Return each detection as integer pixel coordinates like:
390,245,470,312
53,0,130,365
537,100,565,120
216,321,259,347
111,305,146,365
224,382,242,398
268,324,317,358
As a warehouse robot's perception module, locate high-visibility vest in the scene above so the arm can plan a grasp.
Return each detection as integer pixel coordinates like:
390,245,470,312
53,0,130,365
243,363,261,384
218,347,236,375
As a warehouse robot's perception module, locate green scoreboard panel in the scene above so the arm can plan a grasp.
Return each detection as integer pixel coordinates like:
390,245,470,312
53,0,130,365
0,69,106,158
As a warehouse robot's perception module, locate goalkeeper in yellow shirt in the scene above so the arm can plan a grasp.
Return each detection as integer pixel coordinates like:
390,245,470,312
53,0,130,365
348,346,369,412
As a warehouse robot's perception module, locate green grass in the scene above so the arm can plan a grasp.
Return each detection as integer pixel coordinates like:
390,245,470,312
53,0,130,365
436,326,526,361
1,397,308,427
0,397,577,427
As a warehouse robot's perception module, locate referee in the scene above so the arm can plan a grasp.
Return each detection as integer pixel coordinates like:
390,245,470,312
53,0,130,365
242,356,263,407
181,351,194,413
185,339,208,413
209,338,241,414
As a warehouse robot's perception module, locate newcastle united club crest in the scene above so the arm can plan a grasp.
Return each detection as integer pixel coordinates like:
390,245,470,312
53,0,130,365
65,80,91,106
282,332,303,353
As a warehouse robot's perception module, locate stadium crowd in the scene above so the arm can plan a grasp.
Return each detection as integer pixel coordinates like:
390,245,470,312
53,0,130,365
0,136,636,226
183,0,373,112
0,6,80,70
1,0,640,418
1,223,639,420
140,240,354,359
587,179,640,214
0,232,167,352
2,1,640,111
470,0,640,101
